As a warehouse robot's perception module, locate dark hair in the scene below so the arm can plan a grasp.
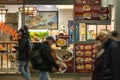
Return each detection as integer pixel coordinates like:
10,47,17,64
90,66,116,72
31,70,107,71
22,25,31,40
23,25,28,31
111,31,119,38
19,28,24,34
95,36,100,41
46,36,55,43
59,33,64,36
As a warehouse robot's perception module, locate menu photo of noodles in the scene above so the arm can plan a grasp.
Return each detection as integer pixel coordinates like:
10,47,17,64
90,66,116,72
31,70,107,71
53,49,74,73
56,60,67,73
55,49,73,62
56,35,69,47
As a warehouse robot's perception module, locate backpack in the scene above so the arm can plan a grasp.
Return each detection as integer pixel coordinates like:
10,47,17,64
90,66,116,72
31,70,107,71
29,43,44,70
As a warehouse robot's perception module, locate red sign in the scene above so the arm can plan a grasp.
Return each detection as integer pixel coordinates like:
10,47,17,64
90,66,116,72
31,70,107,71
75,0,111,20
75,43,96,73
56,35,70,47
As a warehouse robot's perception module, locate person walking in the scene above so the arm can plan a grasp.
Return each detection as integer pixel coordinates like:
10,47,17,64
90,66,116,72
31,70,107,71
14,30,31,80
92,29,120,80
38,36,61,80
111,31,119,41
92,36,105,80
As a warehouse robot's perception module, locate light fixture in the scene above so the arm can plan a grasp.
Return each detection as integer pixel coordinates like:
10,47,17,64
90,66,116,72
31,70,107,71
56,5,73,9
19,7,37,15
0,9,8,14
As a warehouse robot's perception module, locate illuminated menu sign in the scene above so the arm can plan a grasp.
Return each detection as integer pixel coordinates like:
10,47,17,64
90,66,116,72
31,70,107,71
74,0,111,20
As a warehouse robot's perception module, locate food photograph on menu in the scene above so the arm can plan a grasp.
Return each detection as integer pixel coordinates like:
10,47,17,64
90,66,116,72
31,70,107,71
75,43,96,73
53,49,74,73
75,0,111,20
56,35,69,47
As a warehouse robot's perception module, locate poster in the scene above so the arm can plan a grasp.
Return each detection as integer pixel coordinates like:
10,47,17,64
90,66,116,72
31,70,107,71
87,25,97,40
79,23,86,41
25,11,58,30
68,20,79,44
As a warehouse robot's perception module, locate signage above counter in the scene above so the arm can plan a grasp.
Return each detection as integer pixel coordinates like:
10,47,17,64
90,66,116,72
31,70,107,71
74,0,111,24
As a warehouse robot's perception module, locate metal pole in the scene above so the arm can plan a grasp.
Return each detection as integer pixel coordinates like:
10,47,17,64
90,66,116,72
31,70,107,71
22,0,25,27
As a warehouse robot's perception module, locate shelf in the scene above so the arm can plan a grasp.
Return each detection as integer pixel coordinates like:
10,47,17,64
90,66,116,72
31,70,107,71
0,41,18,44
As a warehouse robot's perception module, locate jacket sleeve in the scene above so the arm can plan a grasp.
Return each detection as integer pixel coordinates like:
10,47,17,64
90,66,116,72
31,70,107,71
42,45,59,70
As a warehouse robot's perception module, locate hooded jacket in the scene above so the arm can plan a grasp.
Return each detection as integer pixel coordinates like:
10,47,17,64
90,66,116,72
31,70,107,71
17,35,30,62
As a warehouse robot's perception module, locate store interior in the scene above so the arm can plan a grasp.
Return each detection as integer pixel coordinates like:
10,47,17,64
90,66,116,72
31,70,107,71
0,4,115,74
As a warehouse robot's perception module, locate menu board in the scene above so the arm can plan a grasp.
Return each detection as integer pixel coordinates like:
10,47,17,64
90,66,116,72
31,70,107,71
75,43,96,73
56,35,69,47
75,0,111,20
52,49,74,73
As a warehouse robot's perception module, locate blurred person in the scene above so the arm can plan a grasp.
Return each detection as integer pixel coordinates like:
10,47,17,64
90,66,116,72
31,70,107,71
20,26,32,53
92,36,104,80
94,29,120,80
38,36,61,80
111,31,119,41
22,25,31,40
14,30,31,80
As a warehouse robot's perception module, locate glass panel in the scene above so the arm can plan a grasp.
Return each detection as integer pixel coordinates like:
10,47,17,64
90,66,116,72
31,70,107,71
107,21,114,31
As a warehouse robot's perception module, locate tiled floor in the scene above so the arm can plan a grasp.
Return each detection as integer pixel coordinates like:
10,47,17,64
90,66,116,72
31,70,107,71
0,73,92,80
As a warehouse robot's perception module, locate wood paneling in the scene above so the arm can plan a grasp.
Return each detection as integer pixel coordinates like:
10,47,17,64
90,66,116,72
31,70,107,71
0,0,23,4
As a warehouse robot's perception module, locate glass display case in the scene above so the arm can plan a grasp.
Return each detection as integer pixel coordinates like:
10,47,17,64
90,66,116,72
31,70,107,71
0,41,18,73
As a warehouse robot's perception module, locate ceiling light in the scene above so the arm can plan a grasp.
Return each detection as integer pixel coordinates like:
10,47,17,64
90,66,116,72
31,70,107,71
19,7,37,15
56,5,73,9
0,9,8,14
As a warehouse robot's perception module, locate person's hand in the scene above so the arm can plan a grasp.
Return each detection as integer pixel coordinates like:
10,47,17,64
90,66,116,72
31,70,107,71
58,67,62,73
52,67,58,72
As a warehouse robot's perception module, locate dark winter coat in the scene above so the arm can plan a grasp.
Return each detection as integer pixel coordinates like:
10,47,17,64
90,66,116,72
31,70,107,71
101,39,120,80
16,36,30,62
93,39,120,80
38,41,59,72
92,39,120,80
92,52,104,80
